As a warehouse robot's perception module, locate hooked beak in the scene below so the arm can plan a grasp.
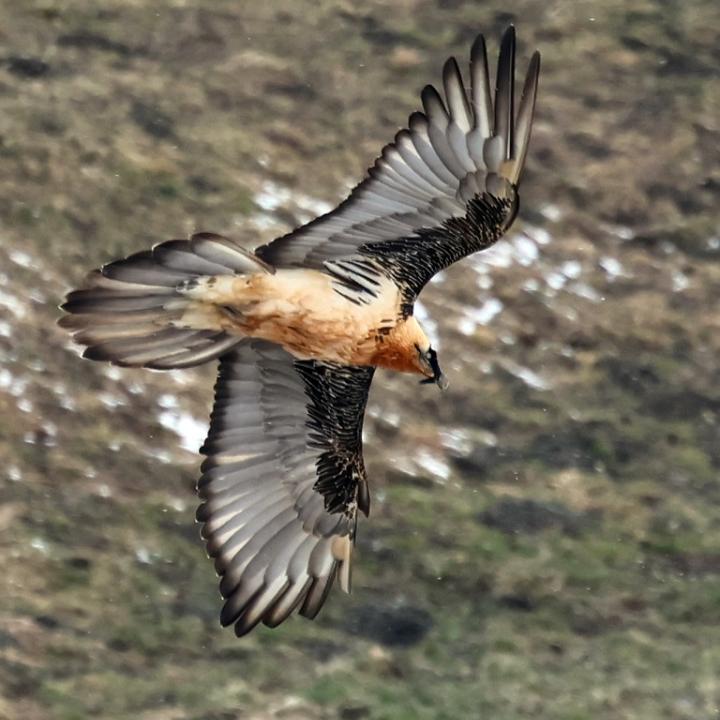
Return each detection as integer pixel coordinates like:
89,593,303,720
419,348,449,390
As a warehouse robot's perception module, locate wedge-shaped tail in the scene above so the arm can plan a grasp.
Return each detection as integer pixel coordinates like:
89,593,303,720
59,233,273,369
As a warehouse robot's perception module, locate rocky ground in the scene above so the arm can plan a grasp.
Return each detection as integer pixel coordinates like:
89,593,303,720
1,1,719,719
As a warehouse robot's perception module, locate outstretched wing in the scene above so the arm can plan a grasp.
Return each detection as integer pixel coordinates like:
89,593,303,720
256,27,540,299
197,340,374,636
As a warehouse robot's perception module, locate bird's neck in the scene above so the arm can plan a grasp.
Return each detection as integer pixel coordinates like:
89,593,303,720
369,316,427,374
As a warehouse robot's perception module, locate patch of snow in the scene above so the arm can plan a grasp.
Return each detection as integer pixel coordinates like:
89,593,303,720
0,368,28,397
255,180,333,218
154,449,173,464
53,383,76,410
31,537,49,554
59,396,76,411
17,397,33,413
0,289,27,318
169,370,193,386
545,272,567,291
512,235,539,266
158,393,178,409
524,225,553,245
539,204,563,222
599,256,626,279
135,547,152,564
707,236,720,251
478,232,545,271
457,317,475,336
473,298,504,325
0,320,11,337
477,430,499,447
414,300,439,347
8,465,22,482
8,249,34,268
103,366,122,381
479,360,493,374
561,260,583,279
296,195,333,217
458,298,504,336
98,392,125,409
610,225,635,241
416,448,450,482
158,410,207,453
247,213,281,232
570,282,603,302
167,497,186,512
476,273,493,290
480,240,514,268
385,412,400,427
672,272,689,292
28,359,45,373
501,361,550,390
439,429,472,455
368,406,400,428
255,180,290,211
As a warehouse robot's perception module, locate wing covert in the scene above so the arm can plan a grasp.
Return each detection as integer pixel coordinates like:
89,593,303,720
196,340,374,636
256,27,540,298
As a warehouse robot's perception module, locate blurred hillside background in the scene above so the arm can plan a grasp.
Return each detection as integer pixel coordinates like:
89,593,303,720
1,1,719,719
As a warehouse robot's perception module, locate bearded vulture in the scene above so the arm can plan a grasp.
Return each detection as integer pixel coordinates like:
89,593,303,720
60,27,540,636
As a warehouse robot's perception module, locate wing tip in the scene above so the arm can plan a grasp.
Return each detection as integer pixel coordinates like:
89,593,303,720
507,45,541,185
470,33,487,63
298,563,338,620
442,55,461,82
529,49,542,79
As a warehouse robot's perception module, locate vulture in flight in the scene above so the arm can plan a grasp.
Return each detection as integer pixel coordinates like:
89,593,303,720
60,27,540,636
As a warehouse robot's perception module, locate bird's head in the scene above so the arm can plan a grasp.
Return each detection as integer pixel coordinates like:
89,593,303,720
415,343,448,390
371,316,448,389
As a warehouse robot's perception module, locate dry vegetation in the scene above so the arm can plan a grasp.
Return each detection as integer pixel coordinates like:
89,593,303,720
1,1,719,719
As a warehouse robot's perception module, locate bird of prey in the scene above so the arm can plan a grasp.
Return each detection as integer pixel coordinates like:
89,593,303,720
59,27,540,636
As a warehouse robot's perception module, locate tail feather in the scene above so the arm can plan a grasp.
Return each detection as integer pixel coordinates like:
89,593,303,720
59,233,272,369
102,254,192,286
152,239,230,274
191,232,275,274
